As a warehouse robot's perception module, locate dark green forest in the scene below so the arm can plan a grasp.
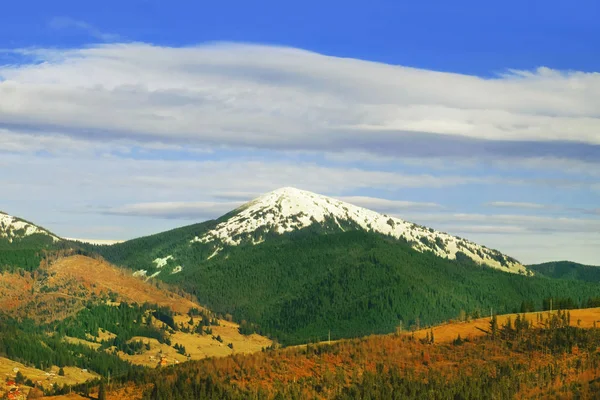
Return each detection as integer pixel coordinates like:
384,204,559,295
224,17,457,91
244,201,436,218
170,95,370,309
78,219,218,275
529,260,600,283
0,302,176,378
0,231,65,273
151,231,600,345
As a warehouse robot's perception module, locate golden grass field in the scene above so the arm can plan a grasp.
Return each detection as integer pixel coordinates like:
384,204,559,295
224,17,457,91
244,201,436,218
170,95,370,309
116,314,272,367
0,356,100,399
412,307,600,343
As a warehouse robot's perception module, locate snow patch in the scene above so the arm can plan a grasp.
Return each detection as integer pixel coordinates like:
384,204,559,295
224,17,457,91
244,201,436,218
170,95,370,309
153,255,174,269
147,270,161,279
171,266,183,274
207,247,221,260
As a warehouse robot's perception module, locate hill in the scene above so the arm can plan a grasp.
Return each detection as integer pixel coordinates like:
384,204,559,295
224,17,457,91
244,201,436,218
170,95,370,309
528,260,600,283
0,254,271,397
0,255,201,322
191,187,527,274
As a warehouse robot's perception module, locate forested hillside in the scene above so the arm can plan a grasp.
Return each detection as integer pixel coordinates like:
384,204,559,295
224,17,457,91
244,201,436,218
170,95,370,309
121,310,600,399
87,188,532,279
162,231,600,345
79,219,218,276
0,211,77,273
529,261,600,283
6,208,599,348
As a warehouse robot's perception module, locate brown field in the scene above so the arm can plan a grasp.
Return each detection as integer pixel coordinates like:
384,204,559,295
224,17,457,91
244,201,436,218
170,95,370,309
44,257,272,367
0,255,202,322
45,255,200,315
44,395,89,400
412,307,600,343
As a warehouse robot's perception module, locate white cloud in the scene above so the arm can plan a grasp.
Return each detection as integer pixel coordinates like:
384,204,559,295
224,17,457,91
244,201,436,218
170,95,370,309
460,232,600,266
0,153,488,209
1,42,599,158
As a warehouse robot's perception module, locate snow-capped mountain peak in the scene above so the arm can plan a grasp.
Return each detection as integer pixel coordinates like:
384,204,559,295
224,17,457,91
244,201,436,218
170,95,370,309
0,211,61,243
192,187,528,275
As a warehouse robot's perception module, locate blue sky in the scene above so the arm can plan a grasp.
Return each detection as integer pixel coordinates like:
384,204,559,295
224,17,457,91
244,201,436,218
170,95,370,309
1,0,599,264
3,0,599,73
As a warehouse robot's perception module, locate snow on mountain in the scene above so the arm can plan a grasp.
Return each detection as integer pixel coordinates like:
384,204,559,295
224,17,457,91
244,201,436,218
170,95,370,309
0,211,60,243
192,187,529,275
153,255,174,269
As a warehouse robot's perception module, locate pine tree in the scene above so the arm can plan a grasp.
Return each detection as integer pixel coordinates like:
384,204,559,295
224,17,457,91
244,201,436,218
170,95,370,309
490,314,498,339
98,381,107,400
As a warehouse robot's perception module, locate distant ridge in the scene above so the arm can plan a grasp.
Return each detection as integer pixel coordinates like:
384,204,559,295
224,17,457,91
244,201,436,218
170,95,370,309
529,260,600,283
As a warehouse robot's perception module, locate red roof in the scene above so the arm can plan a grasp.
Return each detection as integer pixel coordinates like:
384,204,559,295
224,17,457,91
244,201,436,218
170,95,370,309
6,380,16,386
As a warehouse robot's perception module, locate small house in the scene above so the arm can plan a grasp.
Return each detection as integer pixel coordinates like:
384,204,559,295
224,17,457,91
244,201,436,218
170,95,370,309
158,355,169,367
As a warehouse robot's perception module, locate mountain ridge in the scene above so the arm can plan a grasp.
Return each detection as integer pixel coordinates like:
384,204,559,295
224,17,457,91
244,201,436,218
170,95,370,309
528,260,600,283
190,187,528,274
0,210,61,244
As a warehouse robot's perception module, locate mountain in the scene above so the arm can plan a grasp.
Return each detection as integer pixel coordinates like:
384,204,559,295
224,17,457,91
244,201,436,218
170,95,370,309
0,211,67,273
192,187,527,274
0,211,60,246
92,187,528,278
529,261,600,283
86,188,600,345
